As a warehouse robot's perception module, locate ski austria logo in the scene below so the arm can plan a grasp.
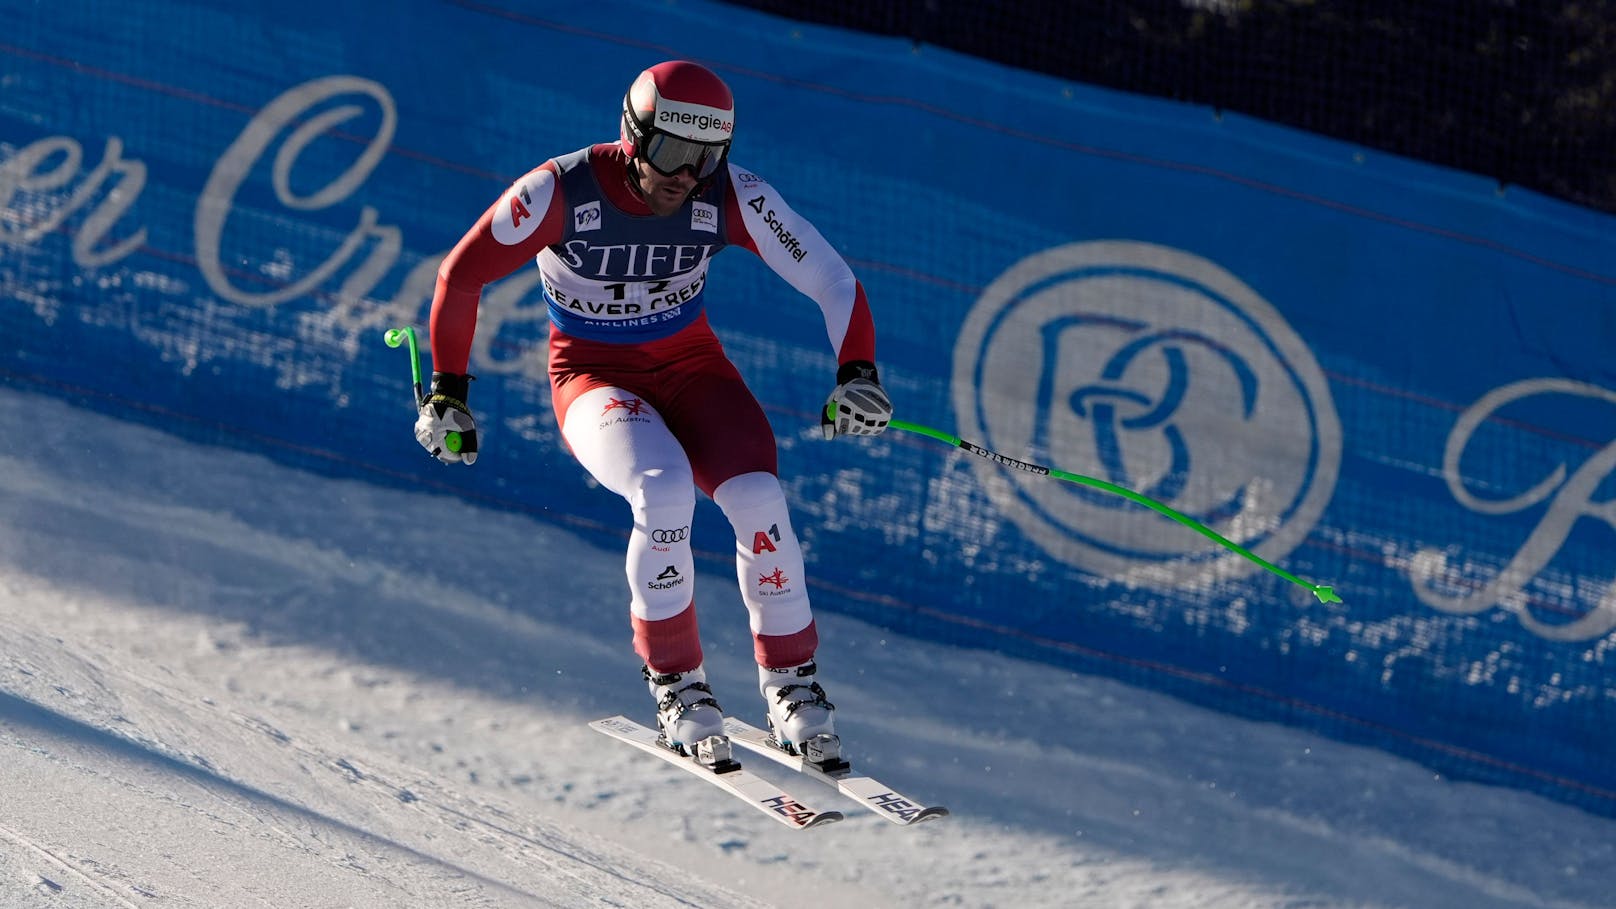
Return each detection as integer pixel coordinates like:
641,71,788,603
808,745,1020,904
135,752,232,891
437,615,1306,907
953,241,1341,587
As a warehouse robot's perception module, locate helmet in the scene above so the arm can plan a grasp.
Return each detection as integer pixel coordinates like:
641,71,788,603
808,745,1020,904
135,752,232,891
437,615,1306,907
619,61,734,181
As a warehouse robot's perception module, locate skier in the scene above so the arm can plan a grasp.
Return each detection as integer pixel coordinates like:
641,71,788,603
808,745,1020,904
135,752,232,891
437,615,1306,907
413,60,892,767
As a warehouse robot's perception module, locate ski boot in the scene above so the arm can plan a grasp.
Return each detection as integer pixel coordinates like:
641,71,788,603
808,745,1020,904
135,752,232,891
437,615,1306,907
758,660,847,773
645,664,734,770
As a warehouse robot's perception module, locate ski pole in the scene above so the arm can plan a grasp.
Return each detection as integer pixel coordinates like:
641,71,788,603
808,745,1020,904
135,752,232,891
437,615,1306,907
384,326,463,455
832,404,1341,604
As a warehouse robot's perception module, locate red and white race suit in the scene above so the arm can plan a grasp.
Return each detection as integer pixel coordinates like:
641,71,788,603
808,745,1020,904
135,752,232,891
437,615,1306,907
428,143,877,672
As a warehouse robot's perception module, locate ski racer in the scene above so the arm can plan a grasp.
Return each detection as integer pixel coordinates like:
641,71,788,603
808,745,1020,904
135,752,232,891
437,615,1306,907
413,59,893,767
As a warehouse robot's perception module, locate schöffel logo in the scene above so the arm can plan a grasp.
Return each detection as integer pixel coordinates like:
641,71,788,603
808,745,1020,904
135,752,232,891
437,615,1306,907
953,241,1340,588
745,195,807,263
648,565,685,590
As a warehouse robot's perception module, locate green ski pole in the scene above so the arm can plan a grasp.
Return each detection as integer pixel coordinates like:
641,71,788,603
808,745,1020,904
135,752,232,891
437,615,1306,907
385,326,463,455
833,404,1341,604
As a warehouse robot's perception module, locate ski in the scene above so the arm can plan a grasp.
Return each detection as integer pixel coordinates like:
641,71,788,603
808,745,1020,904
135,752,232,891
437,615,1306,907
721,717,950,826
589,716,843,830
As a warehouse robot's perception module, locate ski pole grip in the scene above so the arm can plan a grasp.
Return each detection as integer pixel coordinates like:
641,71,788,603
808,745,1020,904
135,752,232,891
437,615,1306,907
385,326,465,455
384,326,426,407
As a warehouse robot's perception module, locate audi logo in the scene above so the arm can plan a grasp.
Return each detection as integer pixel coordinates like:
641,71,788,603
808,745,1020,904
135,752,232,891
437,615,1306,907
651,527,690,544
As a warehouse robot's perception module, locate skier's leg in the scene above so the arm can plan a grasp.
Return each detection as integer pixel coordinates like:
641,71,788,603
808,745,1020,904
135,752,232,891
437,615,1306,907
710,470,815,664
561,384,723,752
711,470,837,758
659,361,818,664
561,384,699,665
663,358,840,758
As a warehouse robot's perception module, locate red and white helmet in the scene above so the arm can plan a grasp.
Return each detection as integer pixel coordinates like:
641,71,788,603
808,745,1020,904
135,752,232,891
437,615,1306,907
619,60,735,181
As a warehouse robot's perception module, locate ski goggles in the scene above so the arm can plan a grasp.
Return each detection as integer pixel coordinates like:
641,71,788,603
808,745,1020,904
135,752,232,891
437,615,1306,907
641,130,728,179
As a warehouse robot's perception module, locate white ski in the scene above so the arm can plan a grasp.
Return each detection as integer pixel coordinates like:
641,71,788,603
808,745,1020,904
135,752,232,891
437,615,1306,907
721,717,950,826
589,716,843,830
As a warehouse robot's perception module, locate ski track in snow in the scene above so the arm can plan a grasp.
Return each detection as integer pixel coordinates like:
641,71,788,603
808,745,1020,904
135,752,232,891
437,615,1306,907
0,386,1613,908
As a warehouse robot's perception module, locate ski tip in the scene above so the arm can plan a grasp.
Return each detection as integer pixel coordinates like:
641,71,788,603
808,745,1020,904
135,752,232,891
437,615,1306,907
804,810,845,828
911,806,950,823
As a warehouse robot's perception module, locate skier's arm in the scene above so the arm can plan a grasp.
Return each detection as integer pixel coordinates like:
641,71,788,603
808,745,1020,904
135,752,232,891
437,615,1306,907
430,163,568,374
724,165,889,437
722,166,876,367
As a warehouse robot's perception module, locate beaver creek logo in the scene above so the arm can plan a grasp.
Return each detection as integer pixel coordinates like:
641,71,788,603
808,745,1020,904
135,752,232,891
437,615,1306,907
953,241,1341,588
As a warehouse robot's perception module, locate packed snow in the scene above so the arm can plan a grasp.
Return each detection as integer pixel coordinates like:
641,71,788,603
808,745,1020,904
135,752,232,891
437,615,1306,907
0,385,1611,908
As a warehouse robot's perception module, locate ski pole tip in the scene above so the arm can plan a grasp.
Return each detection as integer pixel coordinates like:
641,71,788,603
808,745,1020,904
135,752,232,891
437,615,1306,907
384,328,408,348
1312,586,1342,604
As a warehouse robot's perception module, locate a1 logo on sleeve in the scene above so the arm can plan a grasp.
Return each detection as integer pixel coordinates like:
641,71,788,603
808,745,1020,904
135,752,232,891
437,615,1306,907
492,171,556,246
690,202,717,234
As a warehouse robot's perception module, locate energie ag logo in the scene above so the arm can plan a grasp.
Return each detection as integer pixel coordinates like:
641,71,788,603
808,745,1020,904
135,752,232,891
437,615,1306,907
953,241,1341,587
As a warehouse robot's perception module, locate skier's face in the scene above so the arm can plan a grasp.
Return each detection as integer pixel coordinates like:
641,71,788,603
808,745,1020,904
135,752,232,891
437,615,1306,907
635,159,697,217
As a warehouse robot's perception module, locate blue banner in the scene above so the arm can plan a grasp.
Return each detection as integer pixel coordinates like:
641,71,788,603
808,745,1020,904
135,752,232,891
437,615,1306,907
5,0,1615,814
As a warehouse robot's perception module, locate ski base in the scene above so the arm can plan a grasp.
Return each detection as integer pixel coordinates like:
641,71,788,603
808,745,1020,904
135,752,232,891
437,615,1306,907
722,717,950,826
590,716,843,830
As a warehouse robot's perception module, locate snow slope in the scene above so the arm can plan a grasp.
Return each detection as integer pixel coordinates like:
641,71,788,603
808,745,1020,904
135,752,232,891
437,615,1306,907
0,385,1611,909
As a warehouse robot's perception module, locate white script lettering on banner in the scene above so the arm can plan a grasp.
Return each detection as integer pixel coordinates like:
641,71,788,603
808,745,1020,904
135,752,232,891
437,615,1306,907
1,75,548,379
194,75,400,310
190,75,544,375
1409,378,1616,641
0,135,147,267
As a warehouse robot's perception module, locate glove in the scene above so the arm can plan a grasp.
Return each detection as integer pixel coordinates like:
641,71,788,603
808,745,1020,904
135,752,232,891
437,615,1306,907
820,361,893,440
414,371,479,465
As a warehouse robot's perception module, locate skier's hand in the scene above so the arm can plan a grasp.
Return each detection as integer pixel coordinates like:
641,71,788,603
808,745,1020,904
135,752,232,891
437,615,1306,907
414,372,479,465
820,361,892,440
